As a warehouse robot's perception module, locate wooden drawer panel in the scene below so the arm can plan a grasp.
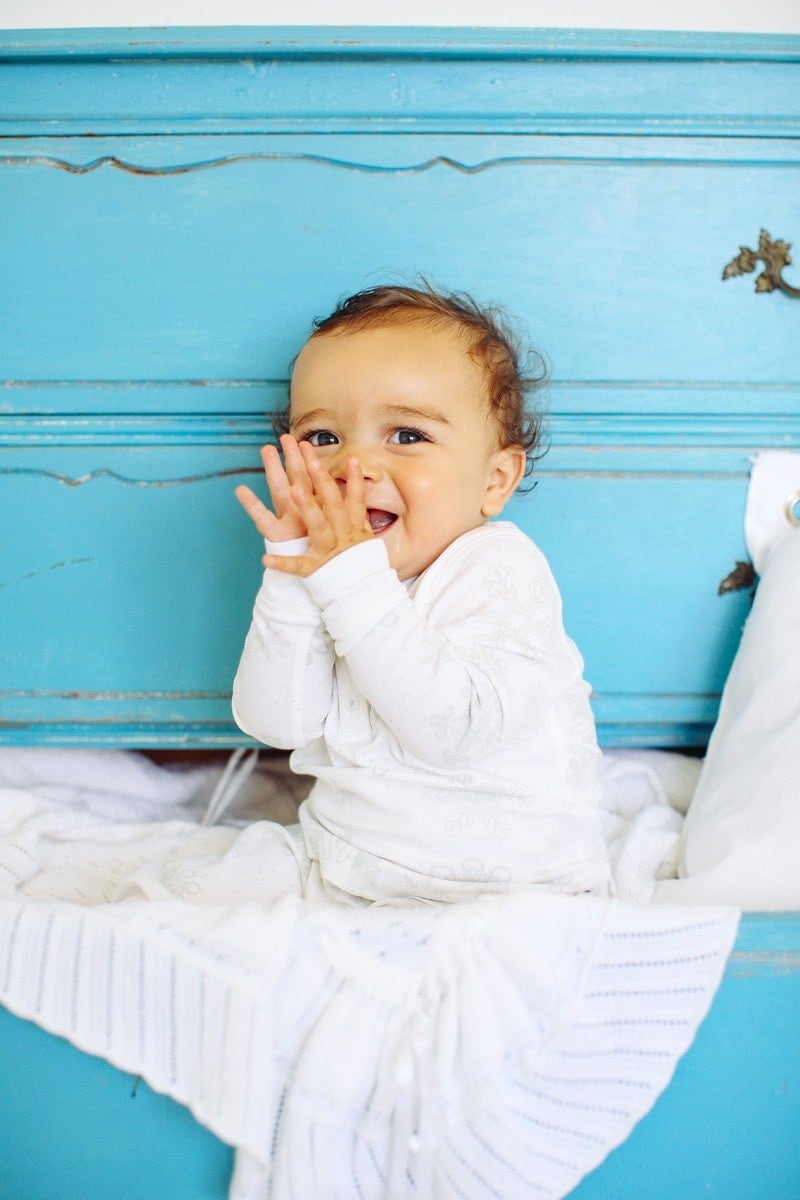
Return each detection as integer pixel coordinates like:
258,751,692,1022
0,434,765,746
2,134,799,392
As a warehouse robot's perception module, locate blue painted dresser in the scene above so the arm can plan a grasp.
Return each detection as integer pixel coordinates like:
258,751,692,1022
1,26,799,1199
3,26,799,749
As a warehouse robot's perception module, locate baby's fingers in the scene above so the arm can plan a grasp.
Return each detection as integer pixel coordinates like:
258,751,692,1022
235,485,281,539
260,444,292,516
248,442,308,541
297,442,355,532
261,551,316,577
281,434,315,494
289,479,339,551
343,457,370,533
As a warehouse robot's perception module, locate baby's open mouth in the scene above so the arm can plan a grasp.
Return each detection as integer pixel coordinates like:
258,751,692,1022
367,509,397,534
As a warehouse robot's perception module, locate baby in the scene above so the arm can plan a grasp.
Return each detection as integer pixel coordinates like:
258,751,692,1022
232,284,610,904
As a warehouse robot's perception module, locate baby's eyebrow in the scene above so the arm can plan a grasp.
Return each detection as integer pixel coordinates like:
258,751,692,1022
379,404,453,426
289,404,453,430
289,408,331,431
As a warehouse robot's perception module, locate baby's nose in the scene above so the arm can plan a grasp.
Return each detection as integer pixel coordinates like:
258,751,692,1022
333,446,383,483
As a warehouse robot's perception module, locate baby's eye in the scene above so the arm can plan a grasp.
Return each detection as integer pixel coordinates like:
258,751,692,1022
389,427,428,445
302,430,339,448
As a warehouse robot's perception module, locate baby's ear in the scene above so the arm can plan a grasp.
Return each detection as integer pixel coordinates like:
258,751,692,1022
481,446,527,517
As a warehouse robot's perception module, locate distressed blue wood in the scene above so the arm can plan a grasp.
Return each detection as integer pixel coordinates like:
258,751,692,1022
0,444,263,741
0,1005,233,1200
2,28,800,139
4,26,800,60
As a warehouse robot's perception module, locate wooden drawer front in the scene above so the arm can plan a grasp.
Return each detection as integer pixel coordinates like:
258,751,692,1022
1,31,799,745
2,134,800,394
0,434,760,746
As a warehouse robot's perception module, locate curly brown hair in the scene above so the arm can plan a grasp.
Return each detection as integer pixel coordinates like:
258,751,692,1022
275,282,548,483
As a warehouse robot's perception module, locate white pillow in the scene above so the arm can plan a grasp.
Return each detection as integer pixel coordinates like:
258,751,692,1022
656,450,800,910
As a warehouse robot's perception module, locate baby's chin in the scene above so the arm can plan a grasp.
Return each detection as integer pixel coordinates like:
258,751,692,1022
385,519,491,580
385,541,440,583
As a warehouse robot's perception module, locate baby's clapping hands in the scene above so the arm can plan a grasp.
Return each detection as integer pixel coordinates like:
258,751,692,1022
235,434,373,578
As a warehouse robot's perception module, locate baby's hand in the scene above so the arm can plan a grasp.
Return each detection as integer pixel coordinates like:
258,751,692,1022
262,439,373,578
234,436,309,543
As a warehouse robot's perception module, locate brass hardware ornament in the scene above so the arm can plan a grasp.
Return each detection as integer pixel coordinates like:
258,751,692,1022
722,229,800,298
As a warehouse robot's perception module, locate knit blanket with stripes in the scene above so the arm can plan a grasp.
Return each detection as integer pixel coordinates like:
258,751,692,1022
0,752,737,1200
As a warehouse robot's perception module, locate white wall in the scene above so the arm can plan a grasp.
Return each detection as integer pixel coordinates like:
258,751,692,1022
2,0,800,32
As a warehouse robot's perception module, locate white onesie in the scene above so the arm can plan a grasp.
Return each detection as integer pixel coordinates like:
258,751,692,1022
232,520,610,903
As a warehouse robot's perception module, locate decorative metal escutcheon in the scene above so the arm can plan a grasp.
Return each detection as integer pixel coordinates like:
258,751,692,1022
722,229,800,298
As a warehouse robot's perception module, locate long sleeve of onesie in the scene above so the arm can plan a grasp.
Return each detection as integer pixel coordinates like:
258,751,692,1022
231,538,335,749
304,529,584,770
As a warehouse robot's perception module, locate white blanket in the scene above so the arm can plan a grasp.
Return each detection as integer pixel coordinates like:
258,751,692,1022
0,748,737,1200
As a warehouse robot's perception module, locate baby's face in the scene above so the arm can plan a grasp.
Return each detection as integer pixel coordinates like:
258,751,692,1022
289,319,525,580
